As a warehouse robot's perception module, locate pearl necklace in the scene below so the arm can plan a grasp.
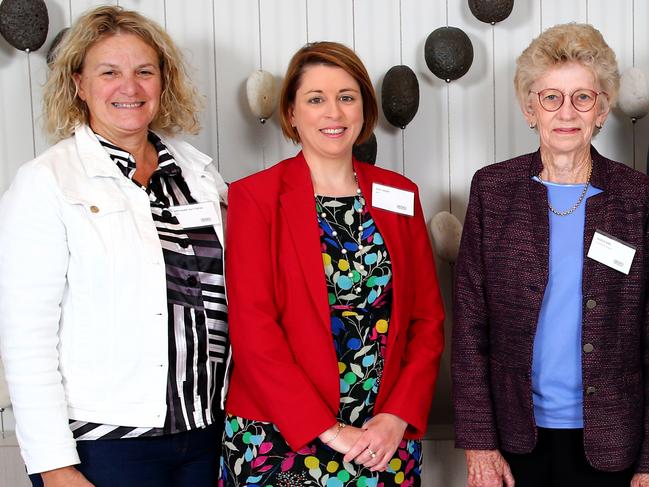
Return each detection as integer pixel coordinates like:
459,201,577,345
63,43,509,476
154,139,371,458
538,161,592,217
315,172,366,294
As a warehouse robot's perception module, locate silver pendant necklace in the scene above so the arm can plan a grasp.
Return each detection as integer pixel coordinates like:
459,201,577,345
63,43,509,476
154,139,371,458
315,172,366,294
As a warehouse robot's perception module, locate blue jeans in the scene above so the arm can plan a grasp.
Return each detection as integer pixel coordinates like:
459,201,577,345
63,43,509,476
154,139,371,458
29,423,222,487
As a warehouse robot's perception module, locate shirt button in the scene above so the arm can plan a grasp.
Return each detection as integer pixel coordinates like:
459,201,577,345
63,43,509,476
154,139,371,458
90,205,99,213
583,343,594,353
586,386,597,395
586,299,597,309
187,275,198,287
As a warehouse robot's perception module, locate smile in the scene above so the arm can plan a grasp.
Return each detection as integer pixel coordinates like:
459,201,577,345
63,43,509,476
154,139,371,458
112,102,144,108
320,128,345,135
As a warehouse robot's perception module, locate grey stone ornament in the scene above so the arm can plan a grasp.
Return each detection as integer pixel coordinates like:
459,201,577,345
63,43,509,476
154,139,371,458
618,67,649,123
353,133,377,165
0,0,49,52
246,70,278,124
429,211,463,264
425,26,474,83
468,0,514,25
46,27,68,65
382,65,419,129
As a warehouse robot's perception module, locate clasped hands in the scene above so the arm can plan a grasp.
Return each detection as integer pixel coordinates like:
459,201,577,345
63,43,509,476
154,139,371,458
318,413,407,472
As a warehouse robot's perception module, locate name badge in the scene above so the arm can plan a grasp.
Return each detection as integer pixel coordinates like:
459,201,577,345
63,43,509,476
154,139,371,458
371,183,414,216
169,202,220,229
587,230,636,275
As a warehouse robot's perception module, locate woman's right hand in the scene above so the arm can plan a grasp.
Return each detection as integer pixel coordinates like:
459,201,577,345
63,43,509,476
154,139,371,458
41,466,95,487
465,449,515,487
318,423,364,455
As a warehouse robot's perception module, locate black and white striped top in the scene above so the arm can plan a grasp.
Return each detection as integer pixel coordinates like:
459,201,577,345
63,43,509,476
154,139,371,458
69,132,228,440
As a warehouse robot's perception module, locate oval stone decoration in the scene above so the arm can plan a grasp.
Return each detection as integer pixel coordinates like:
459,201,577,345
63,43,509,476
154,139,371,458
382,65,419,129
468,0,514,25
0,0,49,52
246,70,277,123
46,27,68,65
618,67,649,123
424,26,474,82
429,211,463,264
353,132,377,166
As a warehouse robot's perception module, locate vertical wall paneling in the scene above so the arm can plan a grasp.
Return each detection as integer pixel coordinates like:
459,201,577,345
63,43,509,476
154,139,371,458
70,0,115,20
589,0,635,167
116,0,165,26
447,0,495,221
493,1,540,163
633,0,649,173
400,0,453,427
213,0,263,182
540,0,587,28
306,0,354,46
165,0,219,161
354,0,402,174
258,0,308,167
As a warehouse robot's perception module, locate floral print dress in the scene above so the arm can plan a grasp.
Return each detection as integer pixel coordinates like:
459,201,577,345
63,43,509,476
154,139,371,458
220,195,421,487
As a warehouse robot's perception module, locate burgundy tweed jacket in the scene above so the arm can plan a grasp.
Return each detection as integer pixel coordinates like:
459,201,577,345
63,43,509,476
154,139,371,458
452,147,649,472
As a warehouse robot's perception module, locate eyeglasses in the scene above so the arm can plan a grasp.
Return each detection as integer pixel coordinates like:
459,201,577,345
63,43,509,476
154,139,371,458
529,88,607,112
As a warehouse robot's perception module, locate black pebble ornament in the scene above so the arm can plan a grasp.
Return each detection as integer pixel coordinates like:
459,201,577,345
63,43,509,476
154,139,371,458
468,0,514,25
424,26,474,82
0,0,49,52
382,65,419,129
46,27,68,65
353,133,377,165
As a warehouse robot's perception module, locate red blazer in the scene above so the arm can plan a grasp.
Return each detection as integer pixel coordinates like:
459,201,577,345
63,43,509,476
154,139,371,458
225,152,445,450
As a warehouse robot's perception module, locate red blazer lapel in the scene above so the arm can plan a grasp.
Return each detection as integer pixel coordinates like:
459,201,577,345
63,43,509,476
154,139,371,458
279,153,330,331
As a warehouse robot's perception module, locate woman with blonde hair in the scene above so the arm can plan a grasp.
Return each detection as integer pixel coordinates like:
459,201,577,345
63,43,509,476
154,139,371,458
453,23,649,487
0,6,228,486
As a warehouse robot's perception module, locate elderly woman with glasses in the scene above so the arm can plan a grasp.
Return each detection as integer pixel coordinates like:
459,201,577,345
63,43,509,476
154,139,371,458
452,23,649,487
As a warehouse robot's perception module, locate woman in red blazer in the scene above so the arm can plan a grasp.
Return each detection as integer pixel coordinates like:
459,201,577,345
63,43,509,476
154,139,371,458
219,42,445,487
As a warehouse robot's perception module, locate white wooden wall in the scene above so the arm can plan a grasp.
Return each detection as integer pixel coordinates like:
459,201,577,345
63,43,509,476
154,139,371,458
1,0,649,485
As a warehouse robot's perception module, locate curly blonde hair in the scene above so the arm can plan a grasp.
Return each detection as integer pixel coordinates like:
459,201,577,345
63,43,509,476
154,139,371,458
514,23,620,111
43,5,200,141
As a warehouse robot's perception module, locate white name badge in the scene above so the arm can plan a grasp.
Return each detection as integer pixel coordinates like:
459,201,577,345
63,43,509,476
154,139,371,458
169,202,220,229
587,230,636,275
371,183,415,216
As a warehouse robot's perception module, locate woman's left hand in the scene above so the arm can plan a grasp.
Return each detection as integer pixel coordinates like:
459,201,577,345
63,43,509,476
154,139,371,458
631,473,649,486
343,413,408,472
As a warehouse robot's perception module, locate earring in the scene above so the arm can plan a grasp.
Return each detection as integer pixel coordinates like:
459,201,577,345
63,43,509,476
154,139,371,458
529,122,536,129
596,123,603,129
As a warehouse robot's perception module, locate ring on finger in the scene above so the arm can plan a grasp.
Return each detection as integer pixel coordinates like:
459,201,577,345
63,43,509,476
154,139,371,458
367,448,376,459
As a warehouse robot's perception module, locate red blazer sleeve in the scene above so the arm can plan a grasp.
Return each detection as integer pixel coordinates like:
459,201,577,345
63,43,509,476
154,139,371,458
225,182,337,450
380,187,446,438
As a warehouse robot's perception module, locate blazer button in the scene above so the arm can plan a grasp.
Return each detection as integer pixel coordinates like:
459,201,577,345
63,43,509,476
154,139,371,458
586,299,597,309
583,343,594,353
186,275,198,287
179,240,189,249
586,386,597,395
161,209,173,221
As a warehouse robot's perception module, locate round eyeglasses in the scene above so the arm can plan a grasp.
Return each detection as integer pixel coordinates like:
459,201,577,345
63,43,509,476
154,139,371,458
529,88,607,112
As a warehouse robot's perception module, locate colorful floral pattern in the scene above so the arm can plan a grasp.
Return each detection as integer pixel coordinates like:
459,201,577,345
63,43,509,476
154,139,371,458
219,196,421,486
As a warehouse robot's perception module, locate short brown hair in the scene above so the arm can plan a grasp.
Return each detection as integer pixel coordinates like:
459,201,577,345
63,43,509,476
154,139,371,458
279,41,378,145
43,5,200,141
514,23,620,110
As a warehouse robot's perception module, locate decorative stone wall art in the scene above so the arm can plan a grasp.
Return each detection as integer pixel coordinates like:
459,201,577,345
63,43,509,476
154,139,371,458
352,132,377,165
382,65,420,129
246,70,278,124
618,67,649,123
468,0,514,25
429,211,463,264
0,0,49,52
46,27,68,65
425,27,474,83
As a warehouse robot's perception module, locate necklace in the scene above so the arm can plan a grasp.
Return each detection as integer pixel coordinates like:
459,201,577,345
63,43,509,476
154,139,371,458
538,161,593,216
315,172,366,294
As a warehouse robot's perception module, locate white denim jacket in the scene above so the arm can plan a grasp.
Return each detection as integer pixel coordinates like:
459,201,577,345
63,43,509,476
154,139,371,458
0,124,227,474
